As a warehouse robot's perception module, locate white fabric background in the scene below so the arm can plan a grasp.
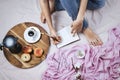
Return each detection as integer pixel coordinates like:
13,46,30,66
0,0,120,80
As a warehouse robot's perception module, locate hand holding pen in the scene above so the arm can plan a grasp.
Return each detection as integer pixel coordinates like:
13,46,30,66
41,32,61,45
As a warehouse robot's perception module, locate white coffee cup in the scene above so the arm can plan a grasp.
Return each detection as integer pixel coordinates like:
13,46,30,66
28,28,37,39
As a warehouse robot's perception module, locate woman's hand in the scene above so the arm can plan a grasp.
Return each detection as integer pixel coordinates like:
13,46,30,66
50,29,61,45
71,20,83,36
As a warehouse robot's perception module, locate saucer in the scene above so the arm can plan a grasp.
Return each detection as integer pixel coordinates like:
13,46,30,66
24,26,41,43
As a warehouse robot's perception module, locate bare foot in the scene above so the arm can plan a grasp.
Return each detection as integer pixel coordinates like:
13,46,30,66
83,27,103,46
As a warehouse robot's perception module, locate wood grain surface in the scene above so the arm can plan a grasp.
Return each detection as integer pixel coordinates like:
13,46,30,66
3,22,50,69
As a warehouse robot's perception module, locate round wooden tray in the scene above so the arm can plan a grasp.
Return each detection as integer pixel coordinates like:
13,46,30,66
3,22,50,69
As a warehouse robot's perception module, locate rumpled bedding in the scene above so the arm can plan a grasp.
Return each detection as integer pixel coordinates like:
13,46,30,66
42,25,120,80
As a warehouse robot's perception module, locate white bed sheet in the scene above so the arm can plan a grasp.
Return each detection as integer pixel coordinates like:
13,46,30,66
0,0,120,80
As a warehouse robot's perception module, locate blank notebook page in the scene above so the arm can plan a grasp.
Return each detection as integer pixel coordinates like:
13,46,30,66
56,26,80,48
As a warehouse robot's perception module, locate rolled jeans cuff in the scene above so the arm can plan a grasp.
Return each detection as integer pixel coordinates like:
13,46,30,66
82,19,88,30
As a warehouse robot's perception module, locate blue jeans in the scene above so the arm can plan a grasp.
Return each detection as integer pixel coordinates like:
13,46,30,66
55,0,105,29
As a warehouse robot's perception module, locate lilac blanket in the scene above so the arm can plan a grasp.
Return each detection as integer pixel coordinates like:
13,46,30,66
42,25,120,80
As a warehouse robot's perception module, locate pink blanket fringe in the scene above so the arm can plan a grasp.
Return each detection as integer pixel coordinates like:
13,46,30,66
42,25,120,80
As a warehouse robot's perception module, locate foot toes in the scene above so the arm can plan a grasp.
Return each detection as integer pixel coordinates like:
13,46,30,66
83,27,103,46
90,39,102,46
96,38,103,45
90,41,96,46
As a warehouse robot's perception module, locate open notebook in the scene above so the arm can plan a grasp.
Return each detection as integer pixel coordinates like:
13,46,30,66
56,26,80,48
